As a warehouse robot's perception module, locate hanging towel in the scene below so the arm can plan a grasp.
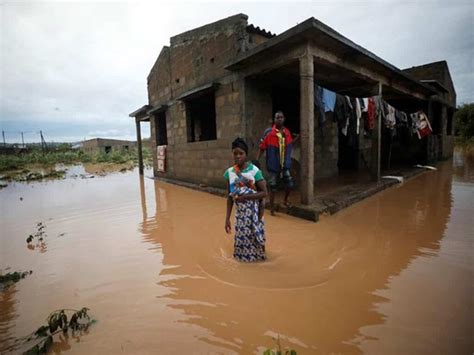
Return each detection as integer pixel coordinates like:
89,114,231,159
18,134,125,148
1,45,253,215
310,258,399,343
322,88,336,112
367,97,376,130
341,96,353,136
334,94,349,130
362,98,369,112
385,104,396,129
355,98,362,134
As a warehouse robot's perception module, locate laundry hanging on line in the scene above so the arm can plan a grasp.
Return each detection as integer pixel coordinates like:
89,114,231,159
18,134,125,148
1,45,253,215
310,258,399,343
313,83,433,141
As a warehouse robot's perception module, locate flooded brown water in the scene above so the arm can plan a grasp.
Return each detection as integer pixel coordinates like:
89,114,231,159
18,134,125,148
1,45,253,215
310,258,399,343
1,151,473,354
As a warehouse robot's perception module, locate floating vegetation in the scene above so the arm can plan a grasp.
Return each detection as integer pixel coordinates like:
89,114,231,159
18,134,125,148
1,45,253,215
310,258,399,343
0,169,66,183
263,336,297,355
6,308,94,354
0,270,32,291
27,222,47,244
26,222,47,253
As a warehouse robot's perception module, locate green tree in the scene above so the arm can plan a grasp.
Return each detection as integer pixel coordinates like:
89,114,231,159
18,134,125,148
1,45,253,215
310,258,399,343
454,103,474,142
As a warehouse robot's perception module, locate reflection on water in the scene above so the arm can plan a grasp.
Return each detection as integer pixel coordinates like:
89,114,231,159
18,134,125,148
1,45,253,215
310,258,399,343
0,151,473,354
453,145,474,182
0,285,19,353
138,160,463,353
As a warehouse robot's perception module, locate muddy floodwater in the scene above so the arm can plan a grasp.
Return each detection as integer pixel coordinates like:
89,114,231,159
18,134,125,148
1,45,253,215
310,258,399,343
1,150,473,354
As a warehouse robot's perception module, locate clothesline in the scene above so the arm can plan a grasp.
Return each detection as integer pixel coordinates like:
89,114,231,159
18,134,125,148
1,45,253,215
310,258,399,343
314,84,433,140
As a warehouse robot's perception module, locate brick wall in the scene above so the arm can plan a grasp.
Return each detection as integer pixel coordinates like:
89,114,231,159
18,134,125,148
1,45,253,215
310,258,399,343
244,78,273,155
150,82,242,188
147,15,250,187
148,47,171,106
402,61,456,107
314,119,339,179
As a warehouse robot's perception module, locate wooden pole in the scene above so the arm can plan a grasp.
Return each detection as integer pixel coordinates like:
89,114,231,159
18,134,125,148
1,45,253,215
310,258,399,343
371,82,382,181
40,130,45,154
299,49,314,205
427,99,434,163
136,120,144,175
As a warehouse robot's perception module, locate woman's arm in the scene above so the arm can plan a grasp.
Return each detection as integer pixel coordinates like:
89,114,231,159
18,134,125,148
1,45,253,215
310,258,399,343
225,181,233,234
236,179,268,201
258,198,266,221
257,179,268,221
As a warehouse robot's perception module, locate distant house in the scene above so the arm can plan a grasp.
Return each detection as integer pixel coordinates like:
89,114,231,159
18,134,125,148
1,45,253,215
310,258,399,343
130,14,456,206
71,142,83,150
81,138,137,154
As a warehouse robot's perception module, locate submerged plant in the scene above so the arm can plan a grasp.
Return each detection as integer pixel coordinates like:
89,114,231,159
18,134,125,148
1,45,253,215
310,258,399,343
263,336,297,355
10,308,94,354
26,222,48,253
0,270,32,290
27,222,46,244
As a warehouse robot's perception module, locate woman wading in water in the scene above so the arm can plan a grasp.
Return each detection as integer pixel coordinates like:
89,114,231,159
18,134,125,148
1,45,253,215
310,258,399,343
224,138,268,262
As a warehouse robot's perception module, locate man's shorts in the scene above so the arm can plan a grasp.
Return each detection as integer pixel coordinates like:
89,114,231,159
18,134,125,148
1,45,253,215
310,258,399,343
267,169,294,192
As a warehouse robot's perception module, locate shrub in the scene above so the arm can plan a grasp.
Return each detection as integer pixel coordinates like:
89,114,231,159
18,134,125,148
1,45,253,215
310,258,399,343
454,103,474,143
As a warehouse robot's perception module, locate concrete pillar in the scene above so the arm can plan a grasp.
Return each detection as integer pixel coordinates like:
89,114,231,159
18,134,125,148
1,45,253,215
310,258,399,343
299,50,314,205
371,82,382,181
426,98,436,162
139,174,147,221
150,115,158,177
136,119,144,175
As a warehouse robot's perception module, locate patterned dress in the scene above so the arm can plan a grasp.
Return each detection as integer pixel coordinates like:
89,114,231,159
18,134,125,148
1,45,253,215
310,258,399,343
224,163,266,262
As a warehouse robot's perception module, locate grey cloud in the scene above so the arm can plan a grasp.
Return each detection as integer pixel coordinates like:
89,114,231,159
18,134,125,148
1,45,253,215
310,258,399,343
1,1,472,143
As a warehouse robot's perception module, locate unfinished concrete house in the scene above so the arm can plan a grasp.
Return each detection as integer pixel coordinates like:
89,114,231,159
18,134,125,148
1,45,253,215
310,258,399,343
130,14,455,212
81,138,136,154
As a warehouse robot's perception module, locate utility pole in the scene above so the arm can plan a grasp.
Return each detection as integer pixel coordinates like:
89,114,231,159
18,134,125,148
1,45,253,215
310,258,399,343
40,130,47,154
2,131,5,147
21,132,25,148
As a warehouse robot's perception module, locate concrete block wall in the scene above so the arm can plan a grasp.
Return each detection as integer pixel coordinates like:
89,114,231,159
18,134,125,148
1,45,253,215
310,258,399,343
314,119,339,179
148,47,172,106
147,15,251,187
358,127,373,172
81,138,137,155
148,14,248,106
248,33,270,49
152,82,242,188
244,78,273,156
150,117,159,176
403,61,456,107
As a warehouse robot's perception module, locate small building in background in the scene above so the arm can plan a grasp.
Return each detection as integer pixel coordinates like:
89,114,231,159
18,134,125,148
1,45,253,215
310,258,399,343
81,138,137,154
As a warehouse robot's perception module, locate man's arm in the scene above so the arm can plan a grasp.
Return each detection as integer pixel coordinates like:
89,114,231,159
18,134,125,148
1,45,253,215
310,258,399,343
257,127,272,160
292,133,300,144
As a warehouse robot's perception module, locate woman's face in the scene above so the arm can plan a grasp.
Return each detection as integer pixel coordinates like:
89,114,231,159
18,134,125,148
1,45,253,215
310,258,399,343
233,147,247,166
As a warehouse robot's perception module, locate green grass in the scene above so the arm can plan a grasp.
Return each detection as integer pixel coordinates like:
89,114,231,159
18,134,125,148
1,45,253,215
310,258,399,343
0,148,152,172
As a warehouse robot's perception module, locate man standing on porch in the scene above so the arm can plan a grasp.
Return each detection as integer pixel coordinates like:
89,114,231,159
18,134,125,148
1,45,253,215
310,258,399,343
256,111,298,215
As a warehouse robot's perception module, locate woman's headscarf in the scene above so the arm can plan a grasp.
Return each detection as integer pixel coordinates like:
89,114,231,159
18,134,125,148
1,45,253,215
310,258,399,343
231,137,248,155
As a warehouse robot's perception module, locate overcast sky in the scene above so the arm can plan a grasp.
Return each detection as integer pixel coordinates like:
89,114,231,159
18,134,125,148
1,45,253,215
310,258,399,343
1,0,473,143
